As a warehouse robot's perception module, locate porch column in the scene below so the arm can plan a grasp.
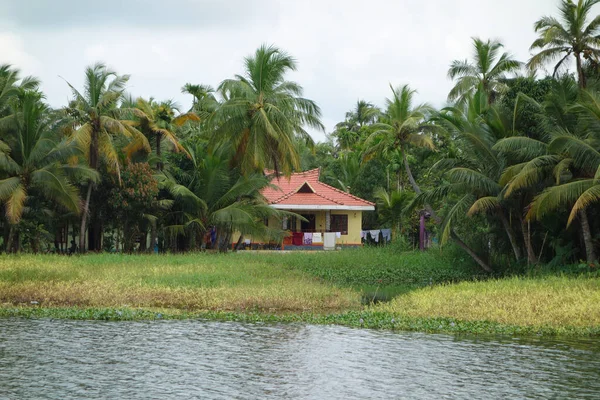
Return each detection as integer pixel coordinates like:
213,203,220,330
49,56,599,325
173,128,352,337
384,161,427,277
325,210,331,231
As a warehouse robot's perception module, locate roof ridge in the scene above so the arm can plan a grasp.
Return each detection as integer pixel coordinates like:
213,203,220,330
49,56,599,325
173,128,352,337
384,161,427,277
271,189,297,204
311,189,345,205
314,181,376,206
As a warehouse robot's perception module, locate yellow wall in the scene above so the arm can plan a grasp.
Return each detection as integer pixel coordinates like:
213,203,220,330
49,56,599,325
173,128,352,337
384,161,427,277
331,210,362,245
231,210,363,246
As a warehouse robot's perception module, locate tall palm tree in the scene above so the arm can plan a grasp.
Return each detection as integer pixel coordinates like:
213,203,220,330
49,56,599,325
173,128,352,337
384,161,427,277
495,87,599,264
448,38,522,104
64,63,149,251
523,90,600,263
130,98,199,169
528,0,600,88
364,84,436,195
158,142,288,252
213,44,324,176
181,83,219,117
0,90,96,252
0,64,39,118
433,92,524,263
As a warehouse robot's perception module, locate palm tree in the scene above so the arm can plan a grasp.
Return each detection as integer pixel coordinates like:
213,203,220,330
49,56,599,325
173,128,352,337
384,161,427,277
364,84,436,195
524,90,600,263
213,44,324,176
158,142,288,252
448,38,522,104
0,64,39,118
182,83,219,117
130,98,199,169
64,63,149,251
374,187,415,239
495,87,599,264
528,0,600,88
433,92,524,263
0,90,97,252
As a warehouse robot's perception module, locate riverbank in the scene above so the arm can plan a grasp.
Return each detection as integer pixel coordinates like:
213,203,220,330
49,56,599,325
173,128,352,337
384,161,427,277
1,250,598,336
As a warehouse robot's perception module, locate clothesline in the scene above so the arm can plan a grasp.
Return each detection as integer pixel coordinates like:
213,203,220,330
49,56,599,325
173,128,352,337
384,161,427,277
299,231,341,245
360,229,392,243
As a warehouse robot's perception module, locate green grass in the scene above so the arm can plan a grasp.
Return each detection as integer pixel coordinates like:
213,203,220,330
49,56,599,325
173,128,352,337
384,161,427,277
1,249,599,337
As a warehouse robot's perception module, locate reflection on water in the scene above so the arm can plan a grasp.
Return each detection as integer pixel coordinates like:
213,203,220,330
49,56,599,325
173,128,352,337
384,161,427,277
1,319,599,399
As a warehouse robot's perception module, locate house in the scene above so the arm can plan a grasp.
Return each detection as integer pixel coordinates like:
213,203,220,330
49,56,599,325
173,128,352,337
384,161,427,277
234,168,375,249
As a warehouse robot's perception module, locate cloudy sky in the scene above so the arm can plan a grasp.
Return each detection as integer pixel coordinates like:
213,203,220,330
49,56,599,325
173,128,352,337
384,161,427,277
1,0,560,141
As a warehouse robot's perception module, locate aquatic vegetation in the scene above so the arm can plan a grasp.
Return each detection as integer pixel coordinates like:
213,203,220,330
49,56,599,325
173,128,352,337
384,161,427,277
1,251,599,337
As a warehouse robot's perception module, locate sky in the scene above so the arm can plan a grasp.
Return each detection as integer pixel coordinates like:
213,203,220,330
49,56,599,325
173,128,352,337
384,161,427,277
1,0,561,142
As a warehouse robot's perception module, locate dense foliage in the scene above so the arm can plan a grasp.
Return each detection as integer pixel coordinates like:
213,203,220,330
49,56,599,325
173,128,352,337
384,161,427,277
1,0,599,273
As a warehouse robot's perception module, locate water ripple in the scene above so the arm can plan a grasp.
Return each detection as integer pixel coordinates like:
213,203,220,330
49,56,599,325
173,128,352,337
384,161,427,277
1,319,599,399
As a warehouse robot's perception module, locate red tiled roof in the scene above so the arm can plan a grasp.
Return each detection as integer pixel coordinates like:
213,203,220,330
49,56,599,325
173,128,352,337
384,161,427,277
261,168,375,208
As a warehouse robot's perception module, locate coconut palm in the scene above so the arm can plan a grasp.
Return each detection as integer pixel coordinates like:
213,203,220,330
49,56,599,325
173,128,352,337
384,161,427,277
528,0,600,88
0,90,97,252
448,38,522,104
495,87,599,263
433,92,524,263
130,98,199,169
158,142,288,252
213,44,324,176
364,84,436,195
64,63,150,251
374,187,415,239
182,83,219,117
523,90,600,263
0,64,39,118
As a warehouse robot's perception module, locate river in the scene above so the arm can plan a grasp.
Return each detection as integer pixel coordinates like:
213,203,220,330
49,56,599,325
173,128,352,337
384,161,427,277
1,319,599,399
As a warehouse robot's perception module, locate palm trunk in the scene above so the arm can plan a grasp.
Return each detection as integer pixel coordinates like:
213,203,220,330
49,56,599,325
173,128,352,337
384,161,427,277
80,127,99,253
403,148,490,269
576,53,587,89
235,235,244,251
450,230,493,272
7,226,15,254
402,150,440,224
402,150,421,194
150,223,157,253
580,210,597,264
156,133,162,171
79,183,93,252
519,215,537,264
498,210,522,261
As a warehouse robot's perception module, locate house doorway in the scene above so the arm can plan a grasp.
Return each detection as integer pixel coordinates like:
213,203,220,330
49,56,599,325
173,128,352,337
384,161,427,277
301,214,316,232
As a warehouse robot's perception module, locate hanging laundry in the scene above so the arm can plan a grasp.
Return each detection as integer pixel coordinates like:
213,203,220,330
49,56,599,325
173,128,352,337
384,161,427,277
292,232,304,246
303,232,313,245
381,229,392,243
369,230,380,243
335,232,341,239
360,231,366,240
312,232,323,243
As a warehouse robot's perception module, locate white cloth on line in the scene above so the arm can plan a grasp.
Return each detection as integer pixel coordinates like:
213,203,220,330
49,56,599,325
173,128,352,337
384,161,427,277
312,233,323,243
369,230,380,243
381,229,392,242
335,232,341,239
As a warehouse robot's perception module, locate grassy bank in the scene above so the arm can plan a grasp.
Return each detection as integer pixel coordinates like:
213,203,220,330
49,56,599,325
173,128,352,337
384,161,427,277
1,250,599,336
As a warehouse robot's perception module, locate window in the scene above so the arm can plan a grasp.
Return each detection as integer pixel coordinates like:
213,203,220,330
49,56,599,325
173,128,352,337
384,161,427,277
330,214,348,235
283,215,298,231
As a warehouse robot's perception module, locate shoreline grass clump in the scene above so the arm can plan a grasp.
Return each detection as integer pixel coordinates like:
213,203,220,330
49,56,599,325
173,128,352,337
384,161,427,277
1,251,600,337
375,275,600,328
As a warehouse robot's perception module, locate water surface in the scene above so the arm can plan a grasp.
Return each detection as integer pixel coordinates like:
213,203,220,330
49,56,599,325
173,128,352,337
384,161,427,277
1,319,599,399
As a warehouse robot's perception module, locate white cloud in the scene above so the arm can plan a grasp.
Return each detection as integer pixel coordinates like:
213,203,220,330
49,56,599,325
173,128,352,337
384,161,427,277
1,0,565,141
0,33,40,73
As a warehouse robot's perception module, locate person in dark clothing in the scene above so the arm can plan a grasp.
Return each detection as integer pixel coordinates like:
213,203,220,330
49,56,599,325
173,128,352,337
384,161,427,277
68,240,77,255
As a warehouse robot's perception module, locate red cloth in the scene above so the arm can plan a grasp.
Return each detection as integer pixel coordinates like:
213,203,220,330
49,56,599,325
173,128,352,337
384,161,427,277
292,232,304,246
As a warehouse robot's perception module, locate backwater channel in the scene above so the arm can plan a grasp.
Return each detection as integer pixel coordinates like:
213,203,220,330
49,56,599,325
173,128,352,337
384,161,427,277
1,318,599,399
